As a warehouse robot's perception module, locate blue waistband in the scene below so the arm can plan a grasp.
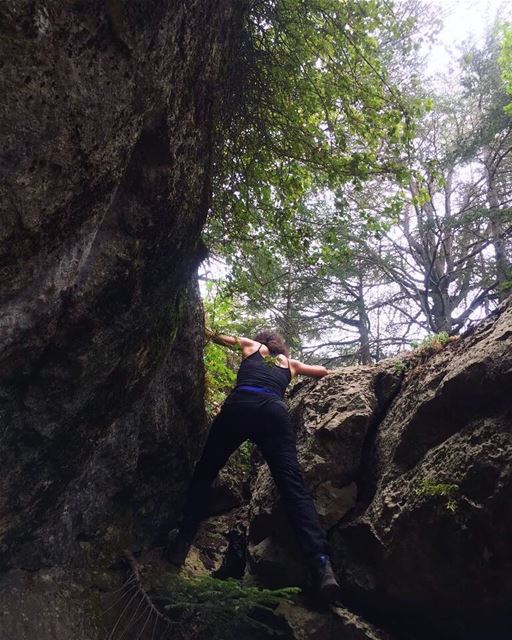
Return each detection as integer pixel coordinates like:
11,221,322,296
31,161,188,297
235,385,282,398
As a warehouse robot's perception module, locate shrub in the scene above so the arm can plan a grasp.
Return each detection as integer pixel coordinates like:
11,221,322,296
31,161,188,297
144,573,300,640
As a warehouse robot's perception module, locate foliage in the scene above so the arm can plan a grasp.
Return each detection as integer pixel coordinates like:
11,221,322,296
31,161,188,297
201,284,258,474
208,0,423,258
415,478,459,512
498,23,512,113
393,332,455,377
144,573,300,640
203,284,243,415
262,354,282,367
411,332,451,352
393,359,411,375
204,342,237,416
202,1,443,366
202,6,511,368
310,22,512,359
203,281,272,413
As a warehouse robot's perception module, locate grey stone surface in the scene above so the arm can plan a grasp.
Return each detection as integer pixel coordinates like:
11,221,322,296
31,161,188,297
333,297,512,640
277,602,391,640
0,1,243,638
243,299,512,639
0,567,111,640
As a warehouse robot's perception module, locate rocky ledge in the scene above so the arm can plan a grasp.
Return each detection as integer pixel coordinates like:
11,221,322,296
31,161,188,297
182,297,512,640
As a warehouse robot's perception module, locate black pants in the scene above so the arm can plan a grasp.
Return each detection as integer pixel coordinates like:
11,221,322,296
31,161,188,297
180,390,329,557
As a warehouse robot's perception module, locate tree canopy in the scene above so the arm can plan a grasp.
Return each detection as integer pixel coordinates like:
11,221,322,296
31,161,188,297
202,1,512,376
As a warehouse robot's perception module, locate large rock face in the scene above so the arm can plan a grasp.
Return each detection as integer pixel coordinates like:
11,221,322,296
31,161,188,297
332,299,512,639
243,298,512,639
0,2,243,635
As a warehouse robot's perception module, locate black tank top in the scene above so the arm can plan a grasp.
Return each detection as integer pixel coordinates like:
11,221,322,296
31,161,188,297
235,344,292,397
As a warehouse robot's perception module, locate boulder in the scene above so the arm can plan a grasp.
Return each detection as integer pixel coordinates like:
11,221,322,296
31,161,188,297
244,299,512,639
180,506,249,580
332,298,512,639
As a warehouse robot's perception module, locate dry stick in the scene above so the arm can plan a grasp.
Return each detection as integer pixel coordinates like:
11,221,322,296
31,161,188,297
158,620,181,640
128,604,157,640
103,582,138,616
124,552,182,634
156,611,189,640
116,591,148,640
135,608,154,640
102,577,138,615
107,575,138,598
151,610,159,640
107,588,142,640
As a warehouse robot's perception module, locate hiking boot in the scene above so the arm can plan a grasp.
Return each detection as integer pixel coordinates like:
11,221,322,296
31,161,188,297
165,528,192,567
310,554,342,603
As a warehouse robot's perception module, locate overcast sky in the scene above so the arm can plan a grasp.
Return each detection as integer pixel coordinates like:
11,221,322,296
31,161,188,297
427,0,512,75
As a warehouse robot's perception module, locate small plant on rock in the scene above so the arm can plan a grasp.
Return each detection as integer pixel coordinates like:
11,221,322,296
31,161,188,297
413,332,455,354
109,557,300,640
393,359,411,375
415,478,459,512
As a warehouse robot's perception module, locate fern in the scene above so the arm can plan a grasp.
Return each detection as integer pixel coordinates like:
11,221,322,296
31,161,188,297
107,555,298,640
145,573,299,639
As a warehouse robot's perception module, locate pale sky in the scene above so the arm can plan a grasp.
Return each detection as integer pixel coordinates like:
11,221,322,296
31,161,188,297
427,0,512,76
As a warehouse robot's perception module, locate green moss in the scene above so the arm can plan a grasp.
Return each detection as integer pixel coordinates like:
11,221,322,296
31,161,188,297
168,289,187,347
143,573,300,640
151,290,187,357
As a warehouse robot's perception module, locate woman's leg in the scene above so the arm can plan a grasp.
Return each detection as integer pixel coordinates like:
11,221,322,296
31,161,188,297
178,406,247,542
254,404,329,557
254,404,341,602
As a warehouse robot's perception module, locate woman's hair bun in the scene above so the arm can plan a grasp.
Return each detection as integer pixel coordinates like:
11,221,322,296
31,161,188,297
253,329,289,357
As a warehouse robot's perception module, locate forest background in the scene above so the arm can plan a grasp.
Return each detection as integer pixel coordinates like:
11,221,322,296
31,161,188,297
198,0,512,410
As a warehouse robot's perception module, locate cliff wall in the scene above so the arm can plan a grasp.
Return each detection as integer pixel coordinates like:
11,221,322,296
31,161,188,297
0,3,242,637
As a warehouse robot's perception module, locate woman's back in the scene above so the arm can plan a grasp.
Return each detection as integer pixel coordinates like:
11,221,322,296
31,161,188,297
235,345,291,397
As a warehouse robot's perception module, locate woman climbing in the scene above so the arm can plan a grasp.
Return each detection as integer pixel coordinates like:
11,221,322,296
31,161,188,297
166,328,341,603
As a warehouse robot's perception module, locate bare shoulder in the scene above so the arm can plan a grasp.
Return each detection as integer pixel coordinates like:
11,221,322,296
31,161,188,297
239,336,258,348
240,337,261,358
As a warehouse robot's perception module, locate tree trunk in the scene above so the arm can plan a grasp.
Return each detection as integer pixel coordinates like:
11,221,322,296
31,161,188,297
487,176,512,301
356,273,372,364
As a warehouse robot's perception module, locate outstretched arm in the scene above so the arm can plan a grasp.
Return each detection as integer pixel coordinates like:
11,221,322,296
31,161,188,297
205,328,253,349
289,359,328,378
